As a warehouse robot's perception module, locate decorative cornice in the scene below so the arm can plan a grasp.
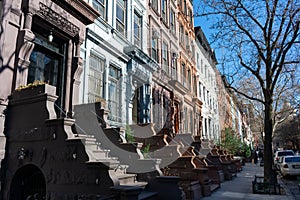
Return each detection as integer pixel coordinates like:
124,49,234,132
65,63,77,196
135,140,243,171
168,80,189,95
124,45,159,73
193,97,203,107
37,3,79,37
53,0,100,25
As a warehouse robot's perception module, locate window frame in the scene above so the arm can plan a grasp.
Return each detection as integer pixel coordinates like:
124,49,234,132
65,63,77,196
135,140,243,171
170,8,176,35
92,0,107,20
162,41,169,73
151,0,159,13
116,0,127,36
107,64,122,122
179,24,184,44
161,0,168,24
88,52,105,103
134,11,142,47
151,30,159,62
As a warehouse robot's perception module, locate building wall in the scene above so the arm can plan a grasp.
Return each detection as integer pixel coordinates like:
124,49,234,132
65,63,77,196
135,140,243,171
147,0,201,136
194,27,220,142
0,0,99,198
81,0,157,128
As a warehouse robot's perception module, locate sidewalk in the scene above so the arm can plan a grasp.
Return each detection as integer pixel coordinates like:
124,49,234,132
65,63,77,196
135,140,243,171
201,163,295,200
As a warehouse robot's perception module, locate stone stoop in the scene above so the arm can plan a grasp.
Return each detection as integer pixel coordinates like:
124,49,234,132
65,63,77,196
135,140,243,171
73,103,165,197
69,133,150,189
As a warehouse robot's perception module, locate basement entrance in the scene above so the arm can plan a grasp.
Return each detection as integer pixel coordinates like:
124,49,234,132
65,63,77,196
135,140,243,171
9,164,46,200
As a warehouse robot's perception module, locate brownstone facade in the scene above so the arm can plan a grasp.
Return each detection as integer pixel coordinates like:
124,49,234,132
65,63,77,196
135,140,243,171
0,0,101,199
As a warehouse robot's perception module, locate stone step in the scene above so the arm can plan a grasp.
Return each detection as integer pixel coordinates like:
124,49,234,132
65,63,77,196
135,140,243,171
117,173,148,189
92,149,110,158
117,173,137,185
86,158,120,169
121,181,148,189
76,133,95,138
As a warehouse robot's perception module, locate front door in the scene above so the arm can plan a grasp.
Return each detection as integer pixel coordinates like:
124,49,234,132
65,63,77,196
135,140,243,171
28,16,68,116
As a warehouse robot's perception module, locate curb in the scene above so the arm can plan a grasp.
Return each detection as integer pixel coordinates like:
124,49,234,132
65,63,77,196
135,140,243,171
277,175,295,200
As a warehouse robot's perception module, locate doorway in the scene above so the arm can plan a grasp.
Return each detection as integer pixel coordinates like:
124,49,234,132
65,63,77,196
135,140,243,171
9,164,46,200
28,16,68,116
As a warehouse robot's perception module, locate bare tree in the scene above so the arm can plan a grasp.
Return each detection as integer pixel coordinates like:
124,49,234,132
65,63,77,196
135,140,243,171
194,0,300,184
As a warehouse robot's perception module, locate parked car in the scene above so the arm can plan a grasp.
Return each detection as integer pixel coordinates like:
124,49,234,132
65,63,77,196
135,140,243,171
278,155,300,177
273,150,295,169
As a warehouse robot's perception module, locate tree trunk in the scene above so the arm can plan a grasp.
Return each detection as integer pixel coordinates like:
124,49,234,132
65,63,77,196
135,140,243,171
264,100,276,184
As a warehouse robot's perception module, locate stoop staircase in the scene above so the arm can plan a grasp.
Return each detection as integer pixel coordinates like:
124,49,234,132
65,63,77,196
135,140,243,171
73,103,161,199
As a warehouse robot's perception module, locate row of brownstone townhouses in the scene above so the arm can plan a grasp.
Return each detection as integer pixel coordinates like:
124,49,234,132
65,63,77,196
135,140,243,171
0,0,254,199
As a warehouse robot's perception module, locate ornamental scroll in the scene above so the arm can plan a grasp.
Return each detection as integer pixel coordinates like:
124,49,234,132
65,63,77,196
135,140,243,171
36,2,79,37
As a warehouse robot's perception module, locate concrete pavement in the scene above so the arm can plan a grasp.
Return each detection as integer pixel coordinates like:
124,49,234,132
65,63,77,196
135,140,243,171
201,163,296,200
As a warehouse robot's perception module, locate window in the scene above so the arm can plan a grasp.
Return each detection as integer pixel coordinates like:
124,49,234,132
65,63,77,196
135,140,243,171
193,75,197,96
151,0,158,12
196,53,199,69
92,0,106,20
162,0,167,23
171,52,177,79
185,31,189,50
108,65,121,122
203,87,206,103
201,59,203,74
189,8,193,25
183,0,187,15
198,82,202,99
179,24,184,43
190,110,193,133
116,0,126,36
162,42,169,73
187,68,191,89
88,53,105,102
28,49,59,87
134,12,142,47
151,30,158,62
181,62,186,85
207,90,209,104
170,9,176,34
178,0,182,8
191,44,195,59
184,107,188,132
0,1,3,18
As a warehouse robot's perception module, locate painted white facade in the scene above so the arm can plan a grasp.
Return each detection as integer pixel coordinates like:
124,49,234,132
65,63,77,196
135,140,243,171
80,0,157,128
194,27,220,142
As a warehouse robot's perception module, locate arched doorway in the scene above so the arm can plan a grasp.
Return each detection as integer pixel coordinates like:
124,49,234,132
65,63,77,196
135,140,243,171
10,164,46,200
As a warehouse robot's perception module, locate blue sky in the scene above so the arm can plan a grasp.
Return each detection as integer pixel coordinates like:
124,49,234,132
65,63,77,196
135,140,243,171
194,16,213,43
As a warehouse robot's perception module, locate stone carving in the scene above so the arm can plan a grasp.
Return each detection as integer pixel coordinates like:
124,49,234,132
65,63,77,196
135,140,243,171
37,3,79,37
18,38,35,66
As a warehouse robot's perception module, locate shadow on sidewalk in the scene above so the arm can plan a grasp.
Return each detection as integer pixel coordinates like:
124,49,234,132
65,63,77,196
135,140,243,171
201,163,294,200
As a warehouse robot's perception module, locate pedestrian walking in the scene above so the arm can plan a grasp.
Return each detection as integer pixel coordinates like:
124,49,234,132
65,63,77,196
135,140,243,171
253,150,258,164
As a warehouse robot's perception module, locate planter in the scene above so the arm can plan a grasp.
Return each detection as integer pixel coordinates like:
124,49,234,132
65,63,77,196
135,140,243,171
12,84,56,99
